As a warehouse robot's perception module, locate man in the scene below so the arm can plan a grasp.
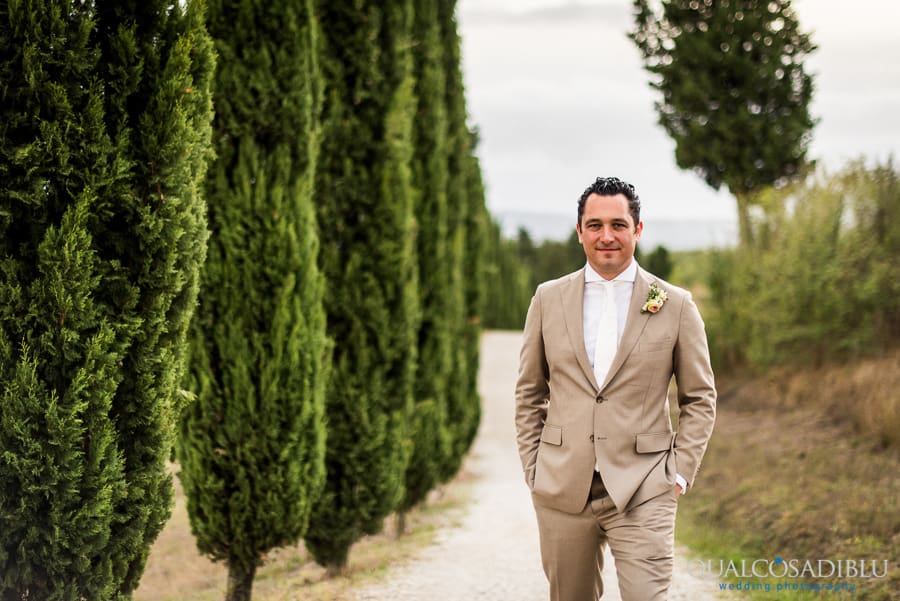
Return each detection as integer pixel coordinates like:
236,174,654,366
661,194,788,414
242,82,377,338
515,177,716,601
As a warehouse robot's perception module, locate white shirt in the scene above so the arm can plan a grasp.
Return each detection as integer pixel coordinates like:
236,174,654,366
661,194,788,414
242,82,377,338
582,259,688,493
582,259,637,366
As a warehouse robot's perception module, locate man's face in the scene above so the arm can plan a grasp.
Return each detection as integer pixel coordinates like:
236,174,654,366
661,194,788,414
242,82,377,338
576,193,643,280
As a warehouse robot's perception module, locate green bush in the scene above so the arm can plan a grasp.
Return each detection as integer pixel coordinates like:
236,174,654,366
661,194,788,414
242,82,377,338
706,161,900,370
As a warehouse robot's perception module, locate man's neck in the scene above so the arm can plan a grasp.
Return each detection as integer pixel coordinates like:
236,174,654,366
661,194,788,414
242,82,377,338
585,259,637,282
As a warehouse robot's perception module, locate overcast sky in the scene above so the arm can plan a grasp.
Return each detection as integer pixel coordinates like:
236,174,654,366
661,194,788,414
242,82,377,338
456,0,900,226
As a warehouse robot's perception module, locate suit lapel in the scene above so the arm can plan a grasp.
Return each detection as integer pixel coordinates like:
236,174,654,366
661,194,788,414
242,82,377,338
559,270,598,390
598,267,652,391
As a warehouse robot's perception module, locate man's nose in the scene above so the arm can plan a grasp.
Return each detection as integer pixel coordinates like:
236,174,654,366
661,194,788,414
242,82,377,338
599,226,615,241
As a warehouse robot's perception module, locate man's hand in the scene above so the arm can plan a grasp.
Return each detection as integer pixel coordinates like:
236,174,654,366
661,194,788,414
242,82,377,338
674,483,683,497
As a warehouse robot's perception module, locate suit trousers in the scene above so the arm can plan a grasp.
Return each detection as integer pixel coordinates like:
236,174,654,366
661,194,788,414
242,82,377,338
532,473,678,601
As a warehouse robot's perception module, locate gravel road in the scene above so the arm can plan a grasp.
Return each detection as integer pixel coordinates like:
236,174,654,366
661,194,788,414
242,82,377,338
355,331,729,601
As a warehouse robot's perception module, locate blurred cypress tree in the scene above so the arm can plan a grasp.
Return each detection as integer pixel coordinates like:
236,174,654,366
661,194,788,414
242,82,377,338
0,1,214,598
306,0,418,573
481,219,533,330
525,230,586,293
643,245,673,281
630,0,816,245
440,0,483,480
174,1,328,600
398,0,453,526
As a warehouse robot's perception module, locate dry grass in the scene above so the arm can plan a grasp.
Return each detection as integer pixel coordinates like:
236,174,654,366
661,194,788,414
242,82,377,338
722,349,900,448
134,466,476,601
782,351,900,448
675,356,900,601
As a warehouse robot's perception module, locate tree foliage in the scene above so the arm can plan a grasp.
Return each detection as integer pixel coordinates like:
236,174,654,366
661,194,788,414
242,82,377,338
400,0,453,518
706,160,900,370
437,0,483,484
481,222,534,331
175,1,328,600
306,0,418,572
0,1,214,598
630,0,816,243
642,244,673,280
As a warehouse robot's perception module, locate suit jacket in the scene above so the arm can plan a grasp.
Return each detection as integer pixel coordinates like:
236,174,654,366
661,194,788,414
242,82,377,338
515,265,716,514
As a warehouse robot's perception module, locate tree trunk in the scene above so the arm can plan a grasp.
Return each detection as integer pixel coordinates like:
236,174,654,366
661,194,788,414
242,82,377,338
325,558,348,579
396,511,408,538
225,561,256,601
735,192,755,247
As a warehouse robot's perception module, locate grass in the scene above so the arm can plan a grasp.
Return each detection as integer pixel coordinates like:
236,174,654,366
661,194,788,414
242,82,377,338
774,352,900,448
673,366,900,601
134,465,476,601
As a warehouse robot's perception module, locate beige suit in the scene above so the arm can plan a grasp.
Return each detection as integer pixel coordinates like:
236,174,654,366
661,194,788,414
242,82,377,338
515,266,716,600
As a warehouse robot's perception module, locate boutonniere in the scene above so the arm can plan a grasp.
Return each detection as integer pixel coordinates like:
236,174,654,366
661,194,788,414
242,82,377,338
642,282,668,314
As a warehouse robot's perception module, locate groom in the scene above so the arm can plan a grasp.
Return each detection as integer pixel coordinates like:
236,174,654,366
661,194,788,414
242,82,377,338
515,177,716,601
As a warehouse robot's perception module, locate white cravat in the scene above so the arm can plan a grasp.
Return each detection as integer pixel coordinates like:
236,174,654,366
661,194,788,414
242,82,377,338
583,260,635,372
592,280,619,387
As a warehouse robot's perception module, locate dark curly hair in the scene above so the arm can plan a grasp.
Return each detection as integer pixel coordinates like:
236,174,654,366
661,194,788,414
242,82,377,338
577,177,641,228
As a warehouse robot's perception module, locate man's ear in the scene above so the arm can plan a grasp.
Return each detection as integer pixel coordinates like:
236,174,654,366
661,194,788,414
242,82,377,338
575,223,583,243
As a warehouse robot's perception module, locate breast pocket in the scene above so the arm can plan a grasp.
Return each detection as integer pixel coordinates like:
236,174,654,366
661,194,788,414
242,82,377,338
638,337,673,353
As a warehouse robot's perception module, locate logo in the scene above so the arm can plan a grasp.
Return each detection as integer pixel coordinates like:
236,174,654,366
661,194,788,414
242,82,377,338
687,556,889,580
687,556,890,595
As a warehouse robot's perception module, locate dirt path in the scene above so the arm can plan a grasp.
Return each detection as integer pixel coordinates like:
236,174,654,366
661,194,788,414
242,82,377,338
355,331,730,601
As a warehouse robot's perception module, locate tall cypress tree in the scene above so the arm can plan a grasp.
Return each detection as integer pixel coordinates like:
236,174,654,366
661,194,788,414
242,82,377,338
459,134,488,454
306,0,418,572
398,0,453,525
440,0,483,478
630,0,816,245
174,2,327,601
0,1,214,599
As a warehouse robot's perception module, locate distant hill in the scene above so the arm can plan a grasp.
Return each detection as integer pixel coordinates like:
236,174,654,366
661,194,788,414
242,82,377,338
493,210,737,251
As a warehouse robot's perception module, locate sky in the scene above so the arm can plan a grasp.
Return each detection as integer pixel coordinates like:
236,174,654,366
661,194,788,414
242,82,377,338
456,0,900,232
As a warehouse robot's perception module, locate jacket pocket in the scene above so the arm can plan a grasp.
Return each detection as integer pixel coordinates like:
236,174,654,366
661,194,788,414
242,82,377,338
635,431,675,453
639,337,673,352
540,424,562,446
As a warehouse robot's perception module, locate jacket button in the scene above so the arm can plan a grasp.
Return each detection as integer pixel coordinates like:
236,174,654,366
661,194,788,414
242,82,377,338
589,434,595,442
595,394,604,403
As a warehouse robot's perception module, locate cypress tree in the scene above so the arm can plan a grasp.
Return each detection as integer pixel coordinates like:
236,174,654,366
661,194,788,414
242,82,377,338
0,1,214,599
306,0,418,573
440,0,483,477
630,0,816,245
481,218,533,331
643,245,673,280
174,2,327,601
398,0,453,525
459,136,488,451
